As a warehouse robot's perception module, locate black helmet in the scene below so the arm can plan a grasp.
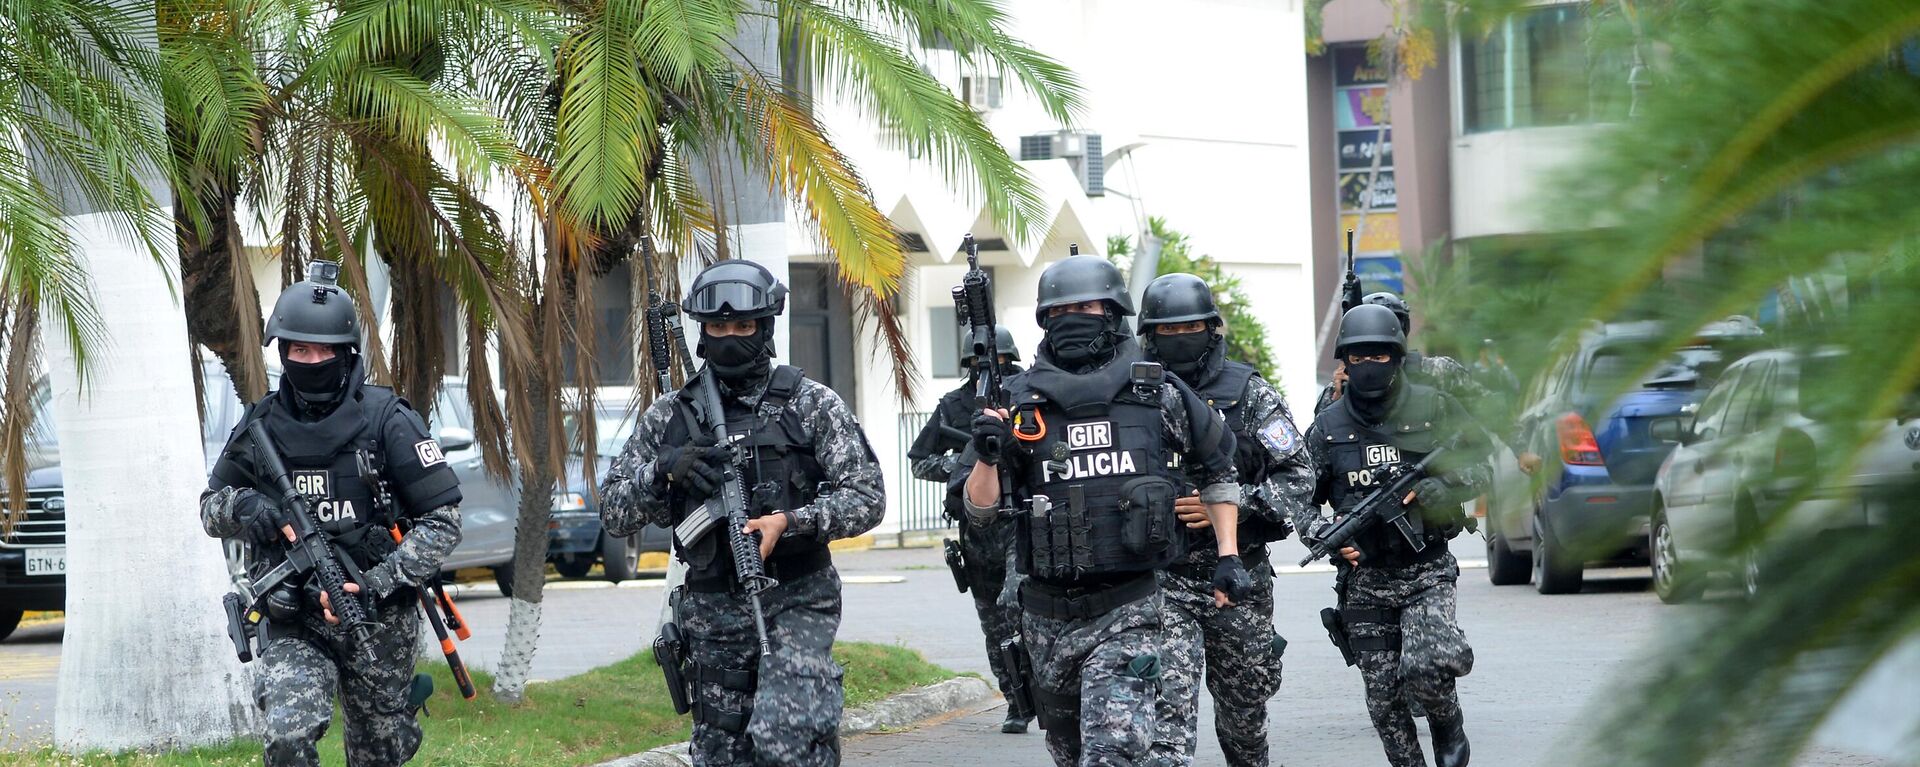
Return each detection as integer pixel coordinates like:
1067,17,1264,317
264,260,359,349
1363,291,1411,334
1335,304,1406,358
1034,255,1134,322
1137,273,1219,334
684,260,788,322
962,324,1021,364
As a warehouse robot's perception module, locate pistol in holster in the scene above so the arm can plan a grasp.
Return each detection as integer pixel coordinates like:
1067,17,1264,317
223,591,257,663
654,590,693,715
1321,607,1356,667
998,638,1038,724
943,538,970,593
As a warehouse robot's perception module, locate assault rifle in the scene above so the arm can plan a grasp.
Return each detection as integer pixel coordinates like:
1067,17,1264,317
224,421,378,665
1340,228,1364,313
1298,449,1445,567
951,233,1013,513
660,292,776,655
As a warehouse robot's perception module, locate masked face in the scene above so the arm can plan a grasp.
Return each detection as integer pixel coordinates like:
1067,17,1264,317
700,321,770,380
280,346,351,406
1151,329,1214,379
1043,312,1118,369
1347,359,1400,400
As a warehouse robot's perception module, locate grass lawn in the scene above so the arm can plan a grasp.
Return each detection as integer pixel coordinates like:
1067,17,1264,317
3,641,955,767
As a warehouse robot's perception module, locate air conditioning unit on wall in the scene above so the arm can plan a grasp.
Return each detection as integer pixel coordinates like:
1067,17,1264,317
1019,130,1103,197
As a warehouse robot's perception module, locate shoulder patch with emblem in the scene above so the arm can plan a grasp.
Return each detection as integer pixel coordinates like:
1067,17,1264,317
1257,415,1303,459
414,440,447,468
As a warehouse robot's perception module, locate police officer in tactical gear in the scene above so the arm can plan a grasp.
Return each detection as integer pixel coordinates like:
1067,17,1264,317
601,259,885,767
1300,304,1492,767
1316,292,1490,417
201,261,464,767
955,255,1250,767
1137,273,1315,767
906,324,1033,734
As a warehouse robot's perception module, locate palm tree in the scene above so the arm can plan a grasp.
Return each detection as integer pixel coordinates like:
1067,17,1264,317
477,0,1085,702
1417,0,1920,763
2,0,259,749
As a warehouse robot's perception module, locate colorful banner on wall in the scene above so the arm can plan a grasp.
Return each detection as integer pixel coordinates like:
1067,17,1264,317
1338,212,1401,254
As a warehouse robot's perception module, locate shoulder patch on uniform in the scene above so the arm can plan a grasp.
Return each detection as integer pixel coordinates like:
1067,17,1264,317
414,439,447,467
1257,415,1302,458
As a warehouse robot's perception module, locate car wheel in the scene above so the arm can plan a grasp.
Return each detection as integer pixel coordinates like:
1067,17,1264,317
1533,514,1585,595
0,606,22,642
492,564,515,599
553,554,595,579
1486,531,1531,586
1650,511,1702,604
602,533,640,583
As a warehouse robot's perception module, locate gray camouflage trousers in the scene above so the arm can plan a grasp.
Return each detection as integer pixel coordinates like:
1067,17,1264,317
255,603,421,767
1023,586,1164,767
959,519,1024,702
680,566,845,767
1155,560,1285,767
1346,553,1473,767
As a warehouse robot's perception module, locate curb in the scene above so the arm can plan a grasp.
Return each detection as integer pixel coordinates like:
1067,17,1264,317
592,676,995,767
828,533,875,553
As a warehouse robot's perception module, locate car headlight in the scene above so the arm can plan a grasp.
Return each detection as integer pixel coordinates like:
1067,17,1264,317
551,492,588,512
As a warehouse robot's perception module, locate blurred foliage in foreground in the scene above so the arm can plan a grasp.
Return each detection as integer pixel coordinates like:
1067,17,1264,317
1388,0,1920,764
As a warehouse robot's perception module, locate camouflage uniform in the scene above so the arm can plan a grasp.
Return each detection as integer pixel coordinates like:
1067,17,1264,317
1301,386,1491,767
201,374,464,767
602,367,885,767
956,366,1240,767
1154,375,1314,767
908,382,1026,714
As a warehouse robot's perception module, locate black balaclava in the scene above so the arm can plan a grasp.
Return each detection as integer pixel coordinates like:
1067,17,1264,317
1149,325,1219,383
1344,342,1403,424
701,320,773,383
280,344,354,416
1042,309,1127,372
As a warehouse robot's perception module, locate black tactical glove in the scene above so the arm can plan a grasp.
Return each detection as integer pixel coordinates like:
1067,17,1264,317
970,411,1013,466
658,444,729,497
236,491,287,547
1212,554,1253,604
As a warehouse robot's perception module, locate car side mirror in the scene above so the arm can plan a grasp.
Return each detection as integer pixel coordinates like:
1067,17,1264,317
437,426,475,453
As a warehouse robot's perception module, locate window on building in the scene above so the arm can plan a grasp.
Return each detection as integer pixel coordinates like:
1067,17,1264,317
929,306,962,379
1460,3,1630,133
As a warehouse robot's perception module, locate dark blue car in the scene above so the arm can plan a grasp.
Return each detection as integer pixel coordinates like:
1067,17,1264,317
1486,317,1764,594
548,403,670,582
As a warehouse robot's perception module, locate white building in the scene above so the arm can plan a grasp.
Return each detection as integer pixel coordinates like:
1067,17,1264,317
804,0,1318,542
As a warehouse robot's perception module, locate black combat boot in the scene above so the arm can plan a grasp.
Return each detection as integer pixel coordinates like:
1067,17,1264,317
1429,711,1470,767
1001,711,1033,733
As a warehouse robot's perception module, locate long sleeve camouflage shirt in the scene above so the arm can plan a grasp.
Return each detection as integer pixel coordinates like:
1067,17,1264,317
600,367,885,544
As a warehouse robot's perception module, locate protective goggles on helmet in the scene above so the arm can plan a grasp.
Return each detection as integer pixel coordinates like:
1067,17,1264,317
685,279,786,319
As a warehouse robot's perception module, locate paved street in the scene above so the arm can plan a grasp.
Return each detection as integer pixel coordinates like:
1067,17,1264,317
0,537,1900,765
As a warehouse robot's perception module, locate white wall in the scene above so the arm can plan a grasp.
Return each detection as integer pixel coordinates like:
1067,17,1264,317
1450,124,1607,240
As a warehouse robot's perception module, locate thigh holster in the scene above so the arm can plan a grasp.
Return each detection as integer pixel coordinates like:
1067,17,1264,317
1342,607,1402,652
689,662,758,732
1031,683,1081,734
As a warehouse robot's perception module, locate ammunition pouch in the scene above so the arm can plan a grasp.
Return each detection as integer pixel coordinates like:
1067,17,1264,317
944,538,970,593
998,638,1038,725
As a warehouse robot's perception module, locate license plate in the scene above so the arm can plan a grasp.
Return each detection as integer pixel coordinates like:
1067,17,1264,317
24,548,65,576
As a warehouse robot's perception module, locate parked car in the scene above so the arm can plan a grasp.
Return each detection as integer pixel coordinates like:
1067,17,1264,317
1650,348,1911,603
1485,317,1765,594
548,403,670,583
0,364,516,640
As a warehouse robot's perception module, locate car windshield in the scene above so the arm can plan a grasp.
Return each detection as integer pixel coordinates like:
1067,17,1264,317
1581,344,1736,397
565,410,641,457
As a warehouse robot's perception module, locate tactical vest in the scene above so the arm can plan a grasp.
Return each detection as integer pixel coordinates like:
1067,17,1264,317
1314,382,1452,568
237,387,403,574
665,366,832,592
1190,360,1290,547
1006,363,1182,582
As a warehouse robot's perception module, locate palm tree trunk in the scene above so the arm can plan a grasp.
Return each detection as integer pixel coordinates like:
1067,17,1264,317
491,257,564,703
41,84,257,747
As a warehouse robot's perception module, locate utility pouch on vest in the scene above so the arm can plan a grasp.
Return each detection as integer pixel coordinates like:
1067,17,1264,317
1321,607,1356,667
1118,476,1176,556
1065,487,1091,574
998,638,1039,725
943,538,969,593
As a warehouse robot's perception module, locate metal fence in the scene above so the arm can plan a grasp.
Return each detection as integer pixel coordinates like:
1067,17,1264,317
895,411,950,532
